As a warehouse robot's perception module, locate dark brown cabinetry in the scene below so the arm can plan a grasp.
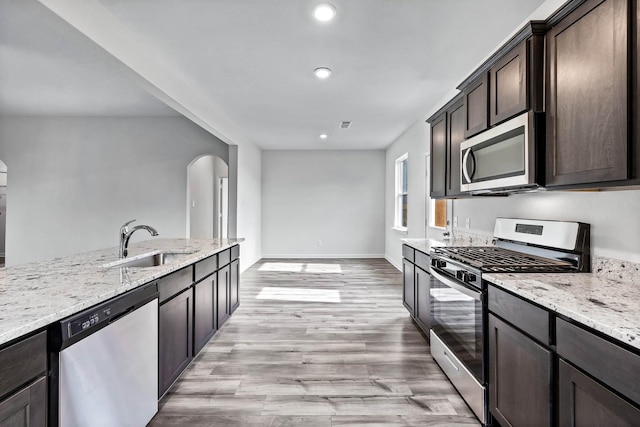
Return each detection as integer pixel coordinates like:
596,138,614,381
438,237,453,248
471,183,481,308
193,274,217,355
414,265,430,333
488,313,552,427
159,287,193,397
0,332,47,427
429,113,447,198
488,285,553,427
402,246,431,340
546,0,629,187
230,259,240,314
428,94,465,199
402,258,415,316
558,359,640,426
217,264,231,329
463,74,489,138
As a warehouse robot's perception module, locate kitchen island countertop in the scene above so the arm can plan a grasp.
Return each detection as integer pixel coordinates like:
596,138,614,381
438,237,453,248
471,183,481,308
0,238,243,346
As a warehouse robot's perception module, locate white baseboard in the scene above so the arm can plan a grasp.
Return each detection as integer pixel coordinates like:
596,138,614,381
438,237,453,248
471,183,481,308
261,254,386,259
385,256,402,271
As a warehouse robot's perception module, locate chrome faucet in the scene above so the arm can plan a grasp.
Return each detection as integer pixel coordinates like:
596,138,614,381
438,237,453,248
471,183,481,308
119,219,159,258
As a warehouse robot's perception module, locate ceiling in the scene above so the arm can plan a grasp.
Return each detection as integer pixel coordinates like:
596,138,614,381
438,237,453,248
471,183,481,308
0,0,549,149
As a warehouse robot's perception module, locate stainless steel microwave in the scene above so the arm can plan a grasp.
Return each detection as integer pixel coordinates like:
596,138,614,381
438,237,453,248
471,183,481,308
460,112,544,194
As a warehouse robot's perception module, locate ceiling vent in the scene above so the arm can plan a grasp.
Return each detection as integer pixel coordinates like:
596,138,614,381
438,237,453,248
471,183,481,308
340,121,352,129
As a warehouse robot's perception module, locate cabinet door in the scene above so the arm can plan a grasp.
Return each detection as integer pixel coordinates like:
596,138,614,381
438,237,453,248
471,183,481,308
430,113,447,198
229,259,240,314
546,0,628,187
464,73,489,138
402,259,415,316
414,266,430,336
0,377,46,427
559,359,640,427
490,41,527,126
217,265,230,329
447,98,465,197
159,288,193,397
193,275,217,355
488,314,552,427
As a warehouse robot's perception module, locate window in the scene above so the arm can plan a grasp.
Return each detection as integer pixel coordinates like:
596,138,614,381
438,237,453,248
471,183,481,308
395,153,408,230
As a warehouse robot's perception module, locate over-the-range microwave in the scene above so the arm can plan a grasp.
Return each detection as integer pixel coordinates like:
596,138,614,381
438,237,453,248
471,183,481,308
460,111,545,194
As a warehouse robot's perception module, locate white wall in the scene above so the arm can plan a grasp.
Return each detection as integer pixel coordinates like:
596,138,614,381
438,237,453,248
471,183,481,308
452,190,640,263
262,150,385,258
0,116,229,266
234,141,262,272
188,156,216,239
384,121,430,270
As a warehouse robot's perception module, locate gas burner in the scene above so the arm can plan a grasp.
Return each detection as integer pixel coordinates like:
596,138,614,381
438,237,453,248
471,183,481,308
434,246,576,273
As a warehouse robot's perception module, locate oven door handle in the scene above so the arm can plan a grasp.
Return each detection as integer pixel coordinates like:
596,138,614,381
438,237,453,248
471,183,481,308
430,268,481,301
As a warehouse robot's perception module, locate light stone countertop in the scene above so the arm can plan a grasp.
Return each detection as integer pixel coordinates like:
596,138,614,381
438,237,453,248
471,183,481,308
0,238,243,346
484,272,640,352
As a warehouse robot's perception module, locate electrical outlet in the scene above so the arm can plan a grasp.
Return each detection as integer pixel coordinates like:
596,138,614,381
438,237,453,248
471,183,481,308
465,218,470,229
453,216,458,227
317,240,322,247
192,200,196,208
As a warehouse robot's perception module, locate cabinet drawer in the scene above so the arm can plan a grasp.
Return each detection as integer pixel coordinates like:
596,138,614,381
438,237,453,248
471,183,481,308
557,318,640,406
488,285,550,345
402,245,414,263
231,245,240,261
414,250,430,272
218,249,231,268
194,254,217,283
158,266,193,303
0,331,46,399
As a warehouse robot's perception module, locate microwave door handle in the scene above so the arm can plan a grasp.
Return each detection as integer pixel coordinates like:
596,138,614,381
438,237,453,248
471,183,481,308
462,149,475,183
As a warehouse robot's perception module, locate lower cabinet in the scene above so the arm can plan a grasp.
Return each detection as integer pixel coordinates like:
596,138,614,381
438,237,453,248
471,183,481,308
488,314,552,427
0,377,46,427
159,288,193,397
229,259,239,314
402,259,415,316
0,331,47,427
558,359,640,427
193,274,217,355
414,266,430,334
217,265,230,329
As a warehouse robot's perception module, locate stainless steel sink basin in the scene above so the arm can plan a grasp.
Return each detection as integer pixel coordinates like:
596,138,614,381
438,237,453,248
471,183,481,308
103,251,193,269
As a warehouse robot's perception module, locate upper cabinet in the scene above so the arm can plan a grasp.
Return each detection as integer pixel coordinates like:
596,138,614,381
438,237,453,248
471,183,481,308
428,94,464,199
463,74,489,138
546,0,630,188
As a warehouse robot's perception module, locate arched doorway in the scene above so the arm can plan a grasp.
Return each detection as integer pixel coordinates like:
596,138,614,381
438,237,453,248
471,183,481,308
0,160,6,266
187,155,229,239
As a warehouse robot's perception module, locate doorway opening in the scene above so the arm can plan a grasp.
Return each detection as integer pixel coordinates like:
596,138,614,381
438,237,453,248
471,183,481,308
0,160,6,267
187,156,229,239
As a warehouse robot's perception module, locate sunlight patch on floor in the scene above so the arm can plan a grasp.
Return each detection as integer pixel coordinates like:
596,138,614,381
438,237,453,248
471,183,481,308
304,263,342,273
256,287,341,303
258,262,303,272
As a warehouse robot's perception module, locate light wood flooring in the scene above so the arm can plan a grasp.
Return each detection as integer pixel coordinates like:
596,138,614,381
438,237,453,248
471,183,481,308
150,258,479,426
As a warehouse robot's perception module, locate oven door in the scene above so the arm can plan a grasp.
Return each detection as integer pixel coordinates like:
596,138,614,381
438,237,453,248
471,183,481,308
430,267,484,383
460,112,530,193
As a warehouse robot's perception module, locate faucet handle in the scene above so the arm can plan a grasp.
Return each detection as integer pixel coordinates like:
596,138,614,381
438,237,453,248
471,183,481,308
120,219,136,233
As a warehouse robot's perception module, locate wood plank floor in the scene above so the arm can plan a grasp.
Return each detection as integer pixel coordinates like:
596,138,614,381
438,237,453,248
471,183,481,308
150,258,480,427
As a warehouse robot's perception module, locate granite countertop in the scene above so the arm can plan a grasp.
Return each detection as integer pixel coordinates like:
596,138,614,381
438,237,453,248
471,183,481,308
0,238,243,346
484,272,640,352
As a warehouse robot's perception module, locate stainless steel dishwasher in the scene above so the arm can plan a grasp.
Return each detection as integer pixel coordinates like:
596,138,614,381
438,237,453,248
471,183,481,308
50,283,159,427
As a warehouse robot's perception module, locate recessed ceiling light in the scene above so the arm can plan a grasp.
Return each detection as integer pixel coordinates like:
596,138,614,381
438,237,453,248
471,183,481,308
314,67,332,79
313,3,337,22
319,134,328,139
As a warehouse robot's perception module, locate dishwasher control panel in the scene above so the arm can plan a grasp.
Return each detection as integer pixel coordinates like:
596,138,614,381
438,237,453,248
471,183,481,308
60,283,158,341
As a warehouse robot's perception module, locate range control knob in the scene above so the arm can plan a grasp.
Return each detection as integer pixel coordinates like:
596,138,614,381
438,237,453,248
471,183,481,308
456,270,465,280
433,259,446,268
466,273,477,282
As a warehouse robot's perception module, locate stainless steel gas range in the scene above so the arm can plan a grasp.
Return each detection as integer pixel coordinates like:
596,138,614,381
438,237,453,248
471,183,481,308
428,218,590,424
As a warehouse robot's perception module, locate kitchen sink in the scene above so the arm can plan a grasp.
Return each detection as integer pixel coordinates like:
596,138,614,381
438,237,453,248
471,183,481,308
102,251,193,269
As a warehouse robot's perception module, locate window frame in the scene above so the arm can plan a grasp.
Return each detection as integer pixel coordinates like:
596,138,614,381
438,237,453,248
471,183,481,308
394,153,409,231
